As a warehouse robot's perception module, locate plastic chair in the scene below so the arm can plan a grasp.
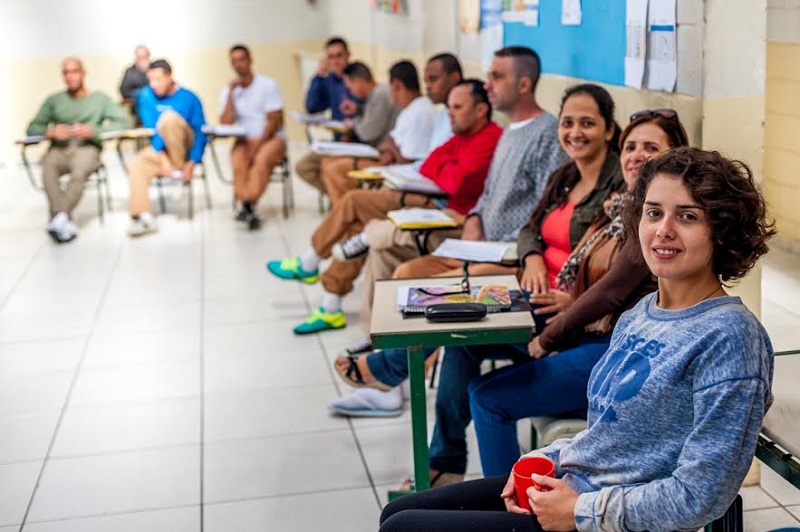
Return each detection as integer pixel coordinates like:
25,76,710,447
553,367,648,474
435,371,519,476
17,138,112,223
153,161,211,219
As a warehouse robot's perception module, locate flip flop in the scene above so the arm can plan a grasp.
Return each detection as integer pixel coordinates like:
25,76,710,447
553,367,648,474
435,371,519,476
334,354,393,392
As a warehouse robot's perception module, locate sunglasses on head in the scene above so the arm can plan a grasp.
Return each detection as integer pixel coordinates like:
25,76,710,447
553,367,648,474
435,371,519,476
629,108,678,122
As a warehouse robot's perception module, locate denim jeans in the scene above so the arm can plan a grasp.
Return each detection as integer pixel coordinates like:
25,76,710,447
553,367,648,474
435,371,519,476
366,346,439,387
469,333,611,477
430,343,530,474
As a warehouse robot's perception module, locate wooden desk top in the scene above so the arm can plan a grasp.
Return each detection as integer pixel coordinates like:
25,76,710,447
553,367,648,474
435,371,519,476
371,274,534,345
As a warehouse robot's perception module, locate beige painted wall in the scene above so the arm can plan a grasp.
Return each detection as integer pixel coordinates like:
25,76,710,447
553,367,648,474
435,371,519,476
765,42,800,247
2,39,327,163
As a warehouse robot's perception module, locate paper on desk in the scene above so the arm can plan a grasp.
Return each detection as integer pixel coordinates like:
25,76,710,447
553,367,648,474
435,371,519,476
387,208,456,229
646,0,677,92
290,111,348,130
201,124,247,137
311,141,379,158
381,164,446,195
432,239,511,263
624,0,648,89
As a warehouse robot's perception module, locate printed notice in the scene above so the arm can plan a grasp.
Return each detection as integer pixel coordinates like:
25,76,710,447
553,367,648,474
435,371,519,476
561,0,582,26
646,0,677,92
625,0,648,88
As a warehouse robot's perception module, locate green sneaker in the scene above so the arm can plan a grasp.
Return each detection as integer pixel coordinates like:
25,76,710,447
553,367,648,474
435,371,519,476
266,257,319,284
294,307,347,335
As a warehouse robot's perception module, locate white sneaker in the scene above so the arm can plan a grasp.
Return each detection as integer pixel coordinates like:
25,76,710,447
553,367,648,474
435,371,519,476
332,233,370,261
47,212,77,244
327,387,404,417
128,212,158,237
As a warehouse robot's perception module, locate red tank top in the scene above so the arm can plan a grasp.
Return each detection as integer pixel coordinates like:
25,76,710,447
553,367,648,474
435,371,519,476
540,202,575,289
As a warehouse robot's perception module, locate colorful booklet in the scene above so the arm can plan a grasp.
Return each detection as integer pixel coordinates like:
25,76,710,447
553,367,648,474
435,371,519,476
399,284,512,314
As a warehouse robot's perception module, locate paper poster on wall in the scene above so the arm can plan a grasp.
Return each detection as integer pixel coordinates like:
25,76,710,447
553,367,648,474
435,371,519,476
481,0,505,70
502,0,539,26
561,0,582,26
625,0,647,88
645,0,677,92
460,0,481,34
371,0,407,15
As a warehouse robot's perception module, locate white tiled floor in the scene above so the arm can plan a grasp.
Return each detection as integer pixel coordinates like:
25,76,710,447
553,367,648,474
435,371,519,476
0,146,798,530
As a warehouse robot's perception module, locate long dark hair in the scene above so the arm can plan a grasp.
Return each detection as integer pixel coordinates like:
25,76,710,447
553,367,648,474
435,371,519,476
527,84,620,230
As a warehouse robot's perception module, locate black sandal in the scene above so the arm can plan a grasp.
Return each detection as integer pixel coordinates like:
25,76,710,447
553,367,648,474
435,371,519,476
334,354,392,392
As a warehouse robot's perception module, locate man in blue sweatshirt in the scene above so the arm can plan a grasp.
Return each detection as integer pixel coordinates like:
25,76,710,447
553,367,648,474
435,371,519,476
295,36,360,193
127,59,206,237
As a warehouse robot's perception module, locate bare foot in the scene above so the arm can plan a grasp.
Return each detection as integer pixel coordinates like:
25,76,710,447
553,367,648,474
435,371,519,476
335,354,377,383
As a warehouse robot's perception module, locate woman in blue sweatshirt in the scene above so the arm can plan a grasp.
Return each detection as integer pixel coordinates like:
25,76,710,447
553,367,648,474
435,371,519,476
379,147,775,532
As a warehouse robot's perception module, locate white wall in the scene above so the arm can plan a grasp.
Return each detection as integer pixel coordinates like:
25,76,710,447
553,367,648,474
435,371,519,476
0,0,329,60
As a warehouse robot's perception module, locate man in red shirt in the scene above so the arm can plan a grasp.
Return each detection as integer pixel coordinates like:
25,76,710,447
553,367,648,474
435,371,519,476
267,79,502,334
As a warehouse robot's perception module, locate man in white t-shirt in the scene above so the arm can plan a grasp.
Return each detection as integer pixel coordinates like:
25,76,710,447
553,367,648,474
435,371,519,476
321,60,437,204
219,44,286,229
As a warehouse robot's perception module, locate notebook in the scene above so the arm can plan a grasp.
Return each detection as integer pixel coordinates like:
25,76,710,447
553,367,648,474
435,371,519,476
387,208,457,230
380,164,446,196
398,284,512,314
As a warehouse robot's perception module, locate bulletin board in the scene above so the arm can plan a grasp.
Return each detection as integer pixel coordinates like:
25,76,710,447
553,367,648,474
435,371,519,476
503,0,626,86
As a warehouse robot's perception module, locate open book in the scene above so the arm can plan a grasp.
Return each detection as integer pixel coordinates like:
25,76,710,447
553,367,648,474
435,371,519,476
311,141,379,158
387,208,457,230
378,164,446,196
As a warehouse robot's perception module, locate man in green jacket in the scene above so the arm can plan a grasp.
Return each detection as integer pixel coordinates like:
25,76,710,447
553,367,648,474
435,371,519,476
27,57,129,243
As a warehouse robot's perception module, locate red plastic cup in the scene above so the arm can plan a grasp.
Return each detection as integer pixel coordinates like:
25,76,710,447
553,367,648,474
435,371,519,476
512,456,555,511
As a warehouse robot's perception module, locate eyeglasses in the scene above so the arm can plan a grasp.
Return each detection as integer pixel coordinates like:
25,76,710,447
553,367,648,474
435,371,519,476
629,108,678,122
417,262,471,296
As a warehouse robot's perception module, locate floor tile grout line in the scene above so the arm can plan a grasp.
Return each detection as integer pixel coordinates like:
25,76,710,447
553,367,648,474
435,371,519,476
19,501,200,527
18,235,128,529
199,209,208,532
276,226,385,512
0,239,48,313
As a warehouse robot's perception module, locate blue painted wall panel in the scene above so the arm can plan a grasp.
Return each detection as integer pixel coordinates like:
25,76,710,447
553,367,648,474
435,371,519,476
503,0,626,86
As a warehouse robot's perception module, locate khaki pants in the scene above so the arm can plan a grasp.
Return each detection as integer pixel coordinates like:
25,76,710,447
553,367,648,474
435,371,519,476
358,219,463,330
128,111,193,215
322,156,378,205
313,189,436,296
393,255,518,280
41,144,100,217
295,151,326,193
231,137,287,203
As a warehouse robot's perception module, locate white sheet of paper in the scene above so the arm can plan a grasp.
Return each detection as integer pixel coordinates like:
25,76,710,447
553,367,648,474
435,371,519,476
201,124,247,137
311,141,379,158
646,0,677,92
561,0,582,25
387,208,454,225
624,0,648,89
432,239,510,263
481,24,504,72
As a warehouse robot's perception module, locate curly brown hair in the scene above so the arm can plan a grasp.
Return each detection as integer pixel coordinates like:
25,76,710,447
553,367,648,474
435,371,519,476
623,147,775,283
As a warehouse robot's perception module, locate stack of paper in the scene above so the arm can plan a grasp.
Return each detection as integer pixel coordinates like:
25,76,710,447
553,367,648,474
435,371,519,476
381,164,446,196
387,208,457,230
432,239,516,263
311,141,379,158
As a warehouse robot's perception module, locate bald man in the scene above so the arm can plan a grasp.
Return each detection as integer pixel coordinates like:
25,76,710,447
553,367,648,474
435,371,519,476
27,57,129,243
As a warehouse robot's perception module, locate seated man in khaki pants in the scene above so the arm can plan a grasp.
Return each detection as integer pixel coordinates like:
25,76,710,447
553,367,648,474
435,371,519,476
26,57,129,243
127,59,207,237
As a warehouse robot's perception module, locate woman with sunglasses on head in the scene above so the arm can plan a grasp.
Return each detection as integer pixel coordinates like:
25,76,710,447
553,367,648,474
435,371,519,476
465,108,690,480
379,147,774,532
